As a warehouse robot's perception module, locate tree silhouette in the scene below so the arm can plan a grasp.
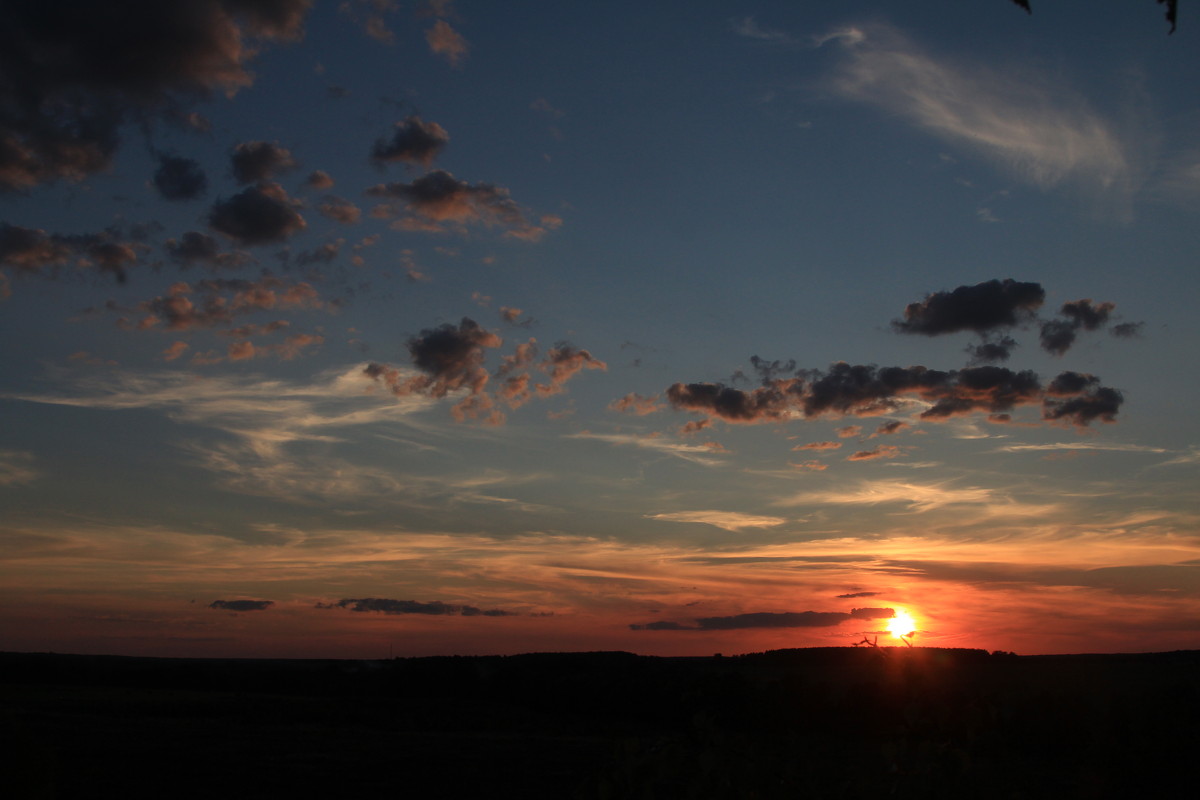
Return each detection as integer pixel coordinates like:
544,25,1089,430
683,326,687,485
1010,0,1178,33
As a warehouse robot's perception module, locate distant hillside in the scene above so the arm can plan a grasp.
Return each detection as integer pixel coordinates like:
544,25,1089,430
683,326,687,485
3,648,1197,798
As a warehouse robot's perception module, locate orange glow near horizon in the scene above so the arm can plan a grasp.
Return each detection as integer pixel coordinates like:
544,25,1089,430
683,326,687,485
887,610,917,639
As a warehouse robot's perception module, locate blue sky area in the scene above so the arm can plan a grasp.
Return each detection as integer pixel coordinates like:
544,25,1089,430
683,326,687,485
1,1,1198,658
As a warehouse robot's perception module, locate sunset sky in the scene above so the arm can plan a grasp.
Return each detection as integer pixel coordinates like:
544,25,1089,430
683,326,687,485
2,0,1198,659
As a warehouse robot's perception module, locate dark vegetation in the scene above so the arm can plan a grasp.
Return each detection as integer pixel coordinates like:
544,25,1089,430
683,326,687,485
3,647,1198,798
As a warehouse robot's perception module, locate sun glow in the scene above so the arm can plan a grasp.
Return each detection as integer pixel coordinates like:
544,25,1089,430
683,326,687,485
887,610,917,639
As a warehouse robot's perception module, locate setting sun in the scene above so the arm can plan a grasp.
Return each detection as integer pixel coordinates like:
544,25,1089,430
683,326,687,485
887,610,917,639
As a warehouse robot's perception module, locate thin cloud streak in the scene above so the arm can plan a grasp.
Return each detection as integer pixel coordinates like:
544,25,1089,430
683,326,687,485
826,22,1132,196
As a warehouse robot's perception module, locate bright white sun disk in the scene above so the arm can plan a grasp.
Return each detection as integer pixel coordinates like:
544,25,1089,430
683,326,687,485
887,610,916,638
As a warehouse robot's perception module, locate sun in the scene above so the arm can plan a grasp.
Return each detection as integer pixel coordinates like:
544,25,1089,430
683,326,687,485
887,610,917,639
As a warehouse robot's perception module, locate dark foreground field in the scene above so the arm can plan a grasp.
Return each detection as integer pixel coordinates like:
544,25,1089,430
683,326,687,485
3,647,1198,799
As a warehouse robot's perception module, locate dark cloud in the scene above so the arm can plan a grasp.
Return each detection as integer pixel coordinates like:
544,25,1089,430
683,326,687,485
321,597,514,616
164,231,252,270
748,355,798,383
836,591,879,599
152,154,207,200
365,321,603,423
667,361,1121,427
0,0,311,191
209,182,306,245
1060,299,1115,330
371,116,449,167
209,599,273,612
631,607,895,631
1040,299,1131,355
1043,372,1123,426
872,420,908,437
1111,321,1144,338
966,335,1018,364
230,140,299,184
0,223,74,273
628,620,695,631
366,170,555,239
0,224,140,283
893,279,1045,336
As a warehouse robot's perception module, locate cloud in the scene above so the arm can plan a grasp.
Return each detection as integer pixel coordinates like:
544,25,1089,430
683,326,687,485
826,22,1129,193
315,195,361,224
0,449,40,486
366,170,553,239
305,170,334,189
536,345,606,396
566,432,727,466
645,511,786,532
0,0,311,190
632,607,894,631
339,0,399,45
320,597,514,616
666,361,1123,428
1041,299,1134,356
152,155,208,200
775,479,1000,512
209,182,307,245
209,599,273,612
230,141,299,185
732,17,792,43
135,276,323,331
893,279,1045,336
371,116,450,167
836,591,879,599
0,224,142,285
425,19,468,67
847,444,902,462
993,442,1167,454
966,335,1018,364
792,441,842,451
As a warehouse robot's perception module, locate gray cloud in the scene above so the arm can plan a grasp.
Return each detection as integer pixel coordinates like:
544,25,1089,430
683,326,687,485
152,154,208,200
230,140,299,185
371,116,449,167
209,182,306,245
209,599,274,611
320,597,515,616
0,0,311,191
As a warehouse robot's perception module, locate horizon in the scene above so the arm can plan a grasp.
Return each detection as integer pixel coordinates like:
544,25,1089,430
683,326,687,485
2,1,1198,661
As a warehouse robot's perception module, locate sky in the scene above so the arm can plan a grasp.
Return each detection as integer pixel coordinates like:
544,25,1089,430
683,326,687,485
2,0,1198,659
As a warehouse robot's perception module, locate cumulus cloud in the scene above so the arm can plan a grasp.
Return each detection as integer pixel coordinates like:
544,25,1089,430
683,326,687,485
667,360,1123,428
229,141,299,185
164,232,251,270
366,170,554,239
364,322,606,423
152,154,207,200
826,22,1130,194
0,223,141,284
320,597,514,616
893,279,1045,337
209,182,307,245
645,511,786,532
209,599,273,612
135,276,323,332
425,19,469,67
371,116,449,167
0,0,311,191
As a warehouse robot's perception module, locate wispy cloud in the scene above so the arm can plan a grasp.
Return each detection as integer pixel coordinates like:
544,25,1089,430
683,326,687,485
646,511,786,532
824,22,1131,197
773,479,1026,514
0,450,40,487
566,432,727,466
994,442,1168,454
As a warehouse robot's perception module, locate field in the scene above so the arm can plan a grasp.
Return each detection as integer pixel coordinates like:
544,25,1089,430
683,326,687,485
3,648,1197,798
